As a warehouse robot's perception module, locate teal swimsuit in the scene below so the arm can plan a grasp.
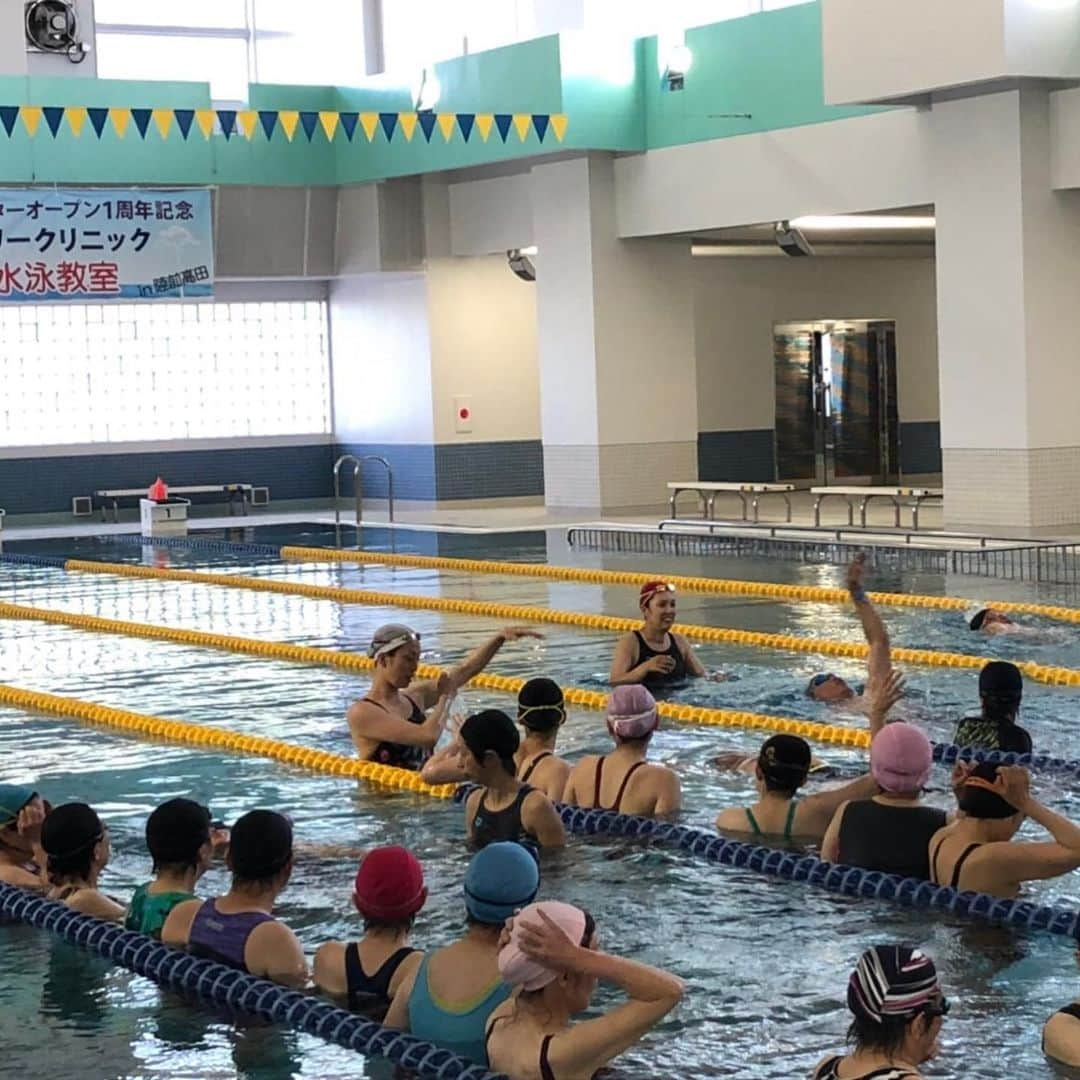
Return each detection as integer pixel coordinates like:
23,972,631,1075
744,801,798,841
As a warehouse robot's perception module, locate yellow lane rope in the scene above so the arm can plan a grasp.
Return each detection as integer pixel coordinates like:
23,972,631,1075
0,598,870,750
57,560,1080,687
278,545,1080,626
0,682,455,798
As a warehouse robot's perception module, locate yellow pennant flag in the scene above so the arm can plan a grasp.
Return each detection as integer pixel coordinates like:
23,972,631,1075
194,109,215,139
398,112,418,141
475,114,494,142
21,106,43,137
437,113,455,142
550,114,569,143
278,111,300,142
66,106,88,137
318,111,339,141
108,107,130,138
359,112,378,141
237,110,258,140
151,108,173,139
512,113,531,141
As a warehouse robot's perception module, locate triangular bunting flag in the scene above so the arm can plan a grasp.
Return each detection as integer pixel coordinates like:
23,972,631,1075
299,111,319,141
379,112,398,140
237,110,258,140
258,110,278,140
437,113,455,142
550,114,568,143
173,108,195,140
457,114,475,142
151,108,172,139
418,110,438,142
21,106,43,137
108,107,130,139
194,109,216,140
88,107,109,138
217,109,237,140
339,112,358,141
66,106,88,137
318,110,339,141
42,106,64,137
398,112,418,141
0,106,18,137
359,112,378,141
494,113,513,142
532,114,550,142
131,108,152,139
512,114,531,141
476,114,494,142
279,110,299,141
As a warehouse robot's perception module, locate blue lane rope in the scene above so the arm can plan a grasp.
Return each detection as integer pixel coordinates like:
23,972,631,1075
87,533,285,558
0,883,505,1080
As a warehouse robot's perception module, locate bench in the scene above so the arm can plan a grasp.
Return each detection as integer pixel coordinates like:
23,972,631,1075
668,481,796,523
94,484,256,523
811,486,943,529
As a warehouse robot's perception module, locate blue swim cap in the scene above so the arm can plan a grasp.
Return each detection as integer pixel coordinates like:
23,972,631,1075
464,841,540,924
0,784,36,828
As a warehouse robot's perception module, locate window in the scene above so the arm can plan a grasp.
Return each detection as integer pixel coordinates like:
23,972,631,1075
0,300,331,446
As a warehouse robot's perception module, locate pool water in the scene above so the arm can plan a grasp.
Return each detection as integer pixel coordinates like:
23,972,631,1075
1,526,1080,1078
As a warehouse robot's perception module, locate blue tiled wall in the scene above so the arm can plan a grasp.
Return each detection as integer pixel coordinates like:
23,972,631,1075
697,430,776,482
900,421,942,475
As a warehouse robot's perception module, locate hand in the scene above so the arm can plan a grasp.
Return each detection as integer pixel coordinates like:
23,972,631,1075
16,799,44,845
713,752,751,773
448,712,466,736
868,669,905,718
707,670,729,683
209,827,231,853
645,654,676,675
516,909,586,975
992,765,1031,810
435,672,452,697
500,626,545,643
950,761,975,795
845,552,867,593
498,916,516,952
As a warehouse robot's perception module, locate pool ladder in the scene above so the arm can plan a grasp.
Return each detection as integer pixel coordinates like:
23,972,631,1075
333,454,395,530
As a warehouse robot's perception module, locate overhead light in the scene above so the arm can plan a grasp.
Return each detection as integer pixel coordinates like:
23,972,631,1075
790,215,936,231
659,37,692,91
518,245,538,256
414,68,441,112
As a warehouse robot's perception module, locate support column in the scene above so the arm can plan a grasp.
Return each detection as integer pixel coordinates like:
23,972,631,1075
532,155,698,512
934,87,1080,529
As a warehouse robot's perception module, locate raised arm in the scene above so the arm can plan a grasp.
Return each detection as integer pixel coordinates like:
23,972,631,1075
800,775,879,838
866,669,906,737
991,767,1080,882
847,554,891,693
444,627,544,694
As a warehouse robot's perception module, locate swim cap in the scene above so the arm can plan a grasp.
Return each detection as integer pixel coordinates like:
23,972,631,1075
965,604,990,631
353,845,427,921
145,798,211,867
369,624,421,660
460,710,520,772
606,685,659,739
0,784,36,829
498,901,595,991
758,735,811,790
464,841,539,924
958,763,1019,820
979,661,1023,699
848,945,944,1024
229,809,292,881
870,723,932,794
41,803,104,860
517,678,565,733
639,581,675,608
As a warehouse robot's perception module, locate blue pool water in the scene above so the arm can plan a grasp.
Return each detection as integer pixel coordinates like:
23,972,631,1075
1,525,1080,1078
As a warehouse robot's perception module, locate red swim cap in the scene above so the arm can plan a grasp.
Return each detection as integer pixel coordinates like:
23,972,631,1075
639,581,675,607
353,845,427,921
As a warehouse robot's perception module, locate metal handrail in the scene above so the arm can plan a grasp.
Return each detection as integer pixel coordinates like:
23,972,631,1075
333,454,395,529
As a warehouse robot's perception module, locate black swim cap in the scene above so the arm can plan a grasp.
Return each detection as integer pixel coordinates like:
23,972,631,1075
979,661,1023,700
461,710,520,774
517,677,565,733
758,734,811,792
42,802,104,859
958,763,1018,820
146,798,211,868
229,809,292,882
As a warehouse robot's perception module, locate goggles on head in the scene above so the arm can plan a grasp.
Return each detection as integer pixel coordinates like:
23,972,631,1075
370,631,421,660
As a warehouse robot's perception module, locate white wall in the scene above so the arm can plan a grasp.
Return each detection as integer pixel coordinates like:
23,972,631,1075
693,256,939,432
427,255,540,443
449,174,534,256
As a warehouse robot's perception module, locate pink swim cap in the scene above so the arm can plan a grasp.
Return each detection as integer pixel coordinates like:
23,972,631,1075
498,901,593,991
606,685,659,739
870,722,933,793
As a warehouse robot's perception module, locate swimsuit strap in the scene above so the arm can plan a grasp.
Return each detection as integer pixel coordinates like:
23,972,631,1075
344,941,363,988
783,800,798,842
610,760,647,813
539,1034,556,1080
520,751,553,784
591,756,606,809
744,808,762,836
951,842,983,890
929,834,947,885
812,1057,842,1080
361,697,387,712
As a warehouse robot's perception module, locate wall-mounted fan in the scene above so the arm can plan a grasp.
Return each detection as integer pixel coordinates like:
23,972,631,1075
25,1,87,63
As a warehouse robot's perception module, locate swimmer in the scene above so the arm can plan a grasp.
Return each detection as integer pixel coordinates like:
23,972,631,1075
813,945,949,1080
126,798,227,939
41,802,125,921
486,901,685,1079
0,784,48,889
928,764,1080,899
563,685,681,817
806,554,895,733
313,846,426,1019
348,623,544,770
1043,952,1080,1068
384,841,540,1067
952,660,1032,753
460,709,566,850
162,810,307,987
610,581,720,688
964,602,1037,637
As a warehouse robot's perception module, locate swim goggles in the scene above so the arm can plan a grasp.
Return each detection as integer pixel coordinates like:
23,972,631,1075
518,702,566,724
639,582,676,606
922,993,950,1019
370,631,421,659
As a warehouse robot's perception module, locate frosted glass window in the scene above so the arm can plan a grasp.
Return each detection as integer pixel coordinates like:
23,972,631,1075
0,301,330,446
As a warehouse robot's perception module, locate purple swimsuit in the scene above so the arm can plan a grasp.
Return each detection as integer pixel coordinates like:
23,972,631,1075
188,899,274,972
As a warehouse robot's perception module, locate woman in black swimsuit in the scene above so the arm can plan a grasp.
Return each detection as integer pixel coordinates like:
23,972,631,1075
812,945,949,1080
1044,949,1080,1067
313,845,427,1019
486,900,684,1080
515,678,571,801
609,582,708,689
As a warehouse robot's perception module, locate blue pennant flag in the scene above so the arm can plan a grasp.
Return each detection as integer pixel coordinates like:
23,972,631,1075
0,106,17,137
418,110,437,142
339,112,359,141
217,109,237,140
258,110,278,140
457,113,475,142
494,114,513,142
379,112,398,140
131,108,153,139
533,114,550,142
173,108,195,140
87,107,109,138
42,106,65,137
299,111,319,141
